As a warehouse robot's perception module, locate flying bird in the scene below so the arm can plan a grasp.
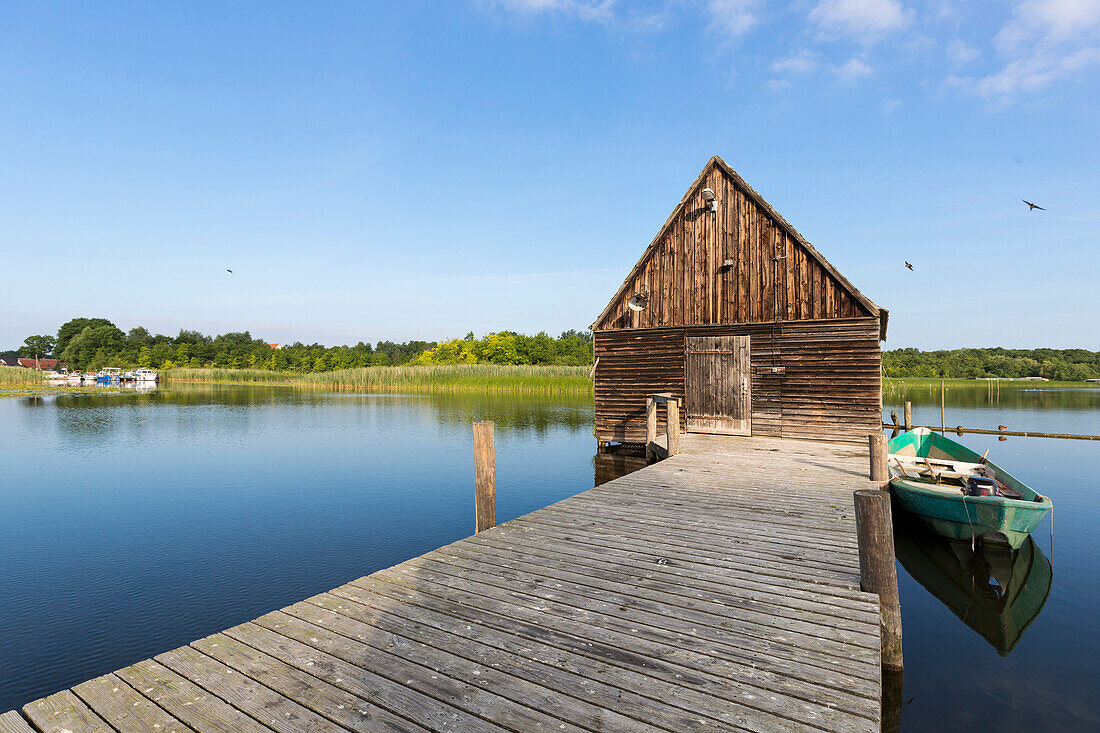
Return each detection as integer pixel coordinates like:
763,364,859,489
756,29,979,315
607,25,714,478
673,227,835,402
905,261,914,271
226,269,233,273
1022,199,1045,211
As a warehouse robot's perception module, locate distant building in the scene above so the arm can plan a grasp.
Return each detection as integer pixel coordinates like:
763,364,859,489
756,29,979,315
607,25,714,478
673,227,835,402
0,356,20,367
16,357,58,370
267,343,281,350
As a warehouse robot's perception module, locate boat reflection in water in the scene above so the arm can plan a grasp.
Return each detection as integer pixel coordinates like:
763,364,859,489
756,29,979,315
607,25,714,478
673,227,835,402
893,509,1053,656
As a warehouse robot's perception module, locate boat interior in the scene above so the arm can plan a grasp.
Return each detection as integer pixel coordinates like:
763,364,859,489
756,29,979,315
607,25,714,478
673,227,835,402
888,451,1025,499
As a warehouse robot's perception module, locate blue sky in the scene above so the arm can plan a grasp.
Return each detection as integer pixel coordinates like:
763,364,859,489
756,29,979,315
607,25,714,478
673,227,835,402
1,1,1097,350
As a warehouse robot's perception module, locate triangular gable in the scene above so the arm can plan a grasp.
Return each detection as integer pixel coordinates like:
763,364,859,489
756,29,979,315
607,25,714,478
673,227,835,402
592,156,882,333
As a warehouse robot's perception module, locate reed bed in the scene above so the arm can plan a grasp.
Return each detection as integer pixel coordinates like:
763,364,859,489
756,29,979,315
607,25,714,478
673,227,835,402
164,368,296,384
884,377,1094,391
0,366,43,384
164,364,593,393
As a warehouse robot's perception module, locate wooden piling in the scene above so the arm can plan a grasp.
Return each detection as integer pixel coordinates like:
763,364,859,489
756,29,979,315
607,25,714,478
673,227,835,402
853,489,903,671
665,400,680,456
868,433,888,483
473,421,496,533
940,378,946,433
903,401,912,431
645,397,657,461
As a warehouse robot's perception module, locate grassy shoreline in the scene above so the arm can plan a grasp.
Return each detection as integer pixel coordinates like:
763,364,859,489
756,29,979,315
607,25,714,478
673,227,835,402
0,366,45,385
164,364,594,393
884,377,1097,389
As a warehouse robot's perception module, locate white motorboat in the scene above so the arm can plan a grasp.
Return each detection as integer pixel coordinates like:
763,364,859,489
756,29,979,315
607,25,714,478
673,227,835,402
134,368,159,383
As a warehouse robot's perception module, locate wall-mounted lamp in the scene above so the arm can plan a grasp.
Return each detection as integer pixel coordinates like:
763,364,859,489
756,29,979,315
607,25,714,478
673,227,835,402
701,188,717,212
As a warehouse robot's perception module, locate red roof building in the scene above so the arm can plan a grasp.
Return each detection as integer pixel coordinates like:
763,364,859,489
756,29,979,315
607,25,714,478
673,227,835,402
17,357,58,369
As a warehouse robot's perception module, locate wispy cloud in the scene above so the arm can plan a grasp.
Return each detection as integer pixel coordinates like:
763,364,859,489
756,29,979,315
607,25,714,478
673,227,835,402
765,78,792,90
809,0,913,42
772,48,818,74
487,0,617,23
833,53,874,80
947,39,980,65
949,0,1100,104
481,0,671,34
707,0,763,40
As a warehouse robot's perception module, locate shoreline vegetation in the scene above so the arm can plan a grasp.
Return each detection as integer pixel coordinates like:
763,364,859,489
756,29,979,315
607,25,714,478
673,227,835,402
164,365,594,393
2,369,1097,397
0,366,44,384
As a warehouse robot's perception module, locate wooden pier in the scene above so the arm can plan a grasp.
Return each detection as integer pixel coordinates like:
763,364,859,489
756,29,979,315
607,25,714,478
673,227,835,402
4,435,883,732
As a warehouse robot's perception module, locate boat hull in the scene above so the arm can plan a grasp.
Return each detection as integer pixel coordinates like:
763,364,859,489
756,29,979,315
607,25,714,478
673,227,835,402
890,477,1050,549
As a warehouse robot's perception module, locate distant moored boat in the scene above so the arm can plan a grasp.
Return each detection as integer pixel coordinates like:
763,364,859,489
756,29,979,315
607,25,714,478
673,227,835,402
97,367,122,383
133,368,159,383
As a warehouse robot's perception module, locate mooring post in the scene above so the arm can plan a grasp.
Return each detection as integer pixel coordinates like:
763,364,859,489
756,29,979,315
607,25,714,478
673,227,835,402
903,401,912,431
665,399,680,456
645,397,657,462
853,489,903,672
473,420,496,533
940,378,946,433
868,432,888,483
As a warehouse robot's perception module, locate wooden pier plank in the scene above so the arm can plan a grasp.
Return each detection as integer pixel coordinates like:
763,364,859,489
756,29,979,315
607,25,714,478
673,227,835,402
0,712,34,733
21,690,113,733
303,591,725,732
247,610,580,733
189,633,430,732
221,621,504,733
7,434,882,732
114,659,272,733
72,674,192,733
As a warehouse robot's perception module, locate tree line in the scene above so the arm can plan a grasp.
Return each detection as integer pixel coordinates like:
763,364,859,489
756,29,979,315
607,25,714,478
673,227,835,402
9,318,595,372
883,347,1100,381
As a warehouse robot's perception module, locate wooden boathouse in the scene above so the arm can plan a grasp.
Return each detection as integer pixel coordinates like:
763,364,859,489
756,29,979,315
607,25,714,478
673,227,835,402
593,156,887,445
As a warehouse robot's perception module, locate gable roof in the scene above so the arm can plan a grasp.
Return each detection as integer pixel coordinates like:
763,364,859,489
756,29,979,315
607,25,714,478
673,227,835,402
592,155,883,332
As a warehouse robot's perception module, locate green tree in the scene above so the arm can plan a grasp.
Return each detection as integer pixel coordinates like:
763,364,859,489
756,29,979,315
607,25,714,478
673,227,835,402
59,324,126,369
22,334,56,357
56,317,116,356
127,326,153,346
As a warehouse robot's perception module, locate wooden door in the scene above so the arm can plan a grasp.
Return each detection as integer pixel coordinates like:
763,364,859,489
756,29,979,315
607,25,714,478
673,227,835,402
685,335,751,435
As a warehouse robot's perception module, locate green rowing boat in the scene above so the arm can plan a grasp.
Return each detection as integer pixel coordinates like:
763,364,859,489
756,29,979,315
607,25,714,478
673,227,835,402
887,428,1052,549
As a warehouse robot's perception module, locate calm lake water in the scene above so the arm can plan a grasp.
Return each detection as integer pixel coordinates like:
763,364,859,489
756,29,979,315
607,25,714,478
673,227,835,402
1,382,1097,731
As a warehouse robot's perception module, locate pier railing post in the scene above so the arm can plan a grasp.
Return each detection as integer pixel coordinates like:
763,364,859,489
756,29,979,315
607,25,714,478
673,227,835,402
645,397,657,462
868,432,888,483
853,489,903,672
903,402,912,431
473,421,496,533
666,400,680,456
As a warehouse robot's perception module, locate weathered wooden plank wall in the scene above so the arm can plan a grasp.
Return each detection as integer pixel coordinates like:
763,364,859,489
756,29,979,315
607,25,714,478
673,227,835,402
594,317,881,444
593,159,876,333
